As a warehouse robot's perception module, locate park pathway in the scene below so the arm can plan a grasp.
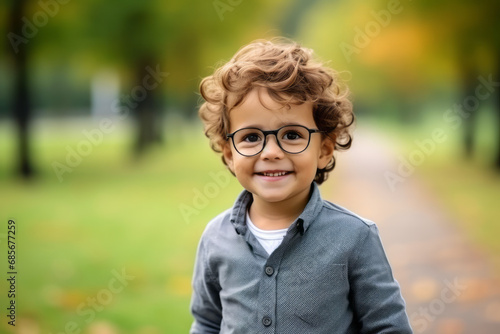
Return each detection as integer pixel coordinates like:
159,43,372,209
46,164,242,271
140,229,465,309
326,126,500,334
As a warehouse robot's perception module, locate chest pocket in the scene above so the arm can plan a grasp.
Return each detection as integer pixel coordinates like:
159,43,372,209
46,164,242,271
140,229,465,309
279,262,349,327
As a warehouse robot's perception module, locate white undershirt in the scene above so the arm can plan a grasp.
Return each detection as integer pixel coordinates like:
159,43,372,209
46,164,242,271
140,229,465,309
246,211,288,255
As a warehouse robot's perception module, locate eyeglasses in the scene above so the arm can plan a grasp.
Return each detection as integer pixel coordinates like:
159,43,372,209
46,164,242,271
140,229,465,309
226,125,322,157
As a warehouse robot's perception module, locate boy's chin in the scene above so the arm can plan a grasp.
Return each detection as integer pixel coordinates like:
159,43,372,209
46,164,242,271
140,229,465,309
251,189,302,204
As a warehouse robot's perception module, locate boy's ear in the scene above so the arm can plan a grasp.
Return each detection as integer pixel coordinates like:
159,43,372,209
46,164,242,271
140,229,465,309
222,142,235,173
318,135,335,169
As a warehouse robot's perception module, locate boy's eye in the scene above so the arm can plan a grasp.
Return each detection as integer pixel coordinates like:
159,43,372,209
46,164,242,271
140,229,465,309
242,133,262,143
282,130,302,140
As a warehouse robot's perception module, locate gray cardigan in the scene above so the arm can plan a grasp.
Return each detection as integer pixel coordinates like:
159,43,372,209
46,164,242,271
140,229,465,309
190,182,413,333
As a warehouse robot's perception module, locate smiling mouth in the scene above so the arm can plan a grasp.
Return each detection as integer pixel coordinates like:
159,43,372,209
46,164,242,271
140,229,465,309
256,171,292,177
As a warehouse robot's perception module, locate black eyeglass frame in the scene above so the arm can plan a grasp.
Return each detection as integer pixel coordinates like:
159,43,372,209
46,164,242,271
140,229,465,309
226,124,322,157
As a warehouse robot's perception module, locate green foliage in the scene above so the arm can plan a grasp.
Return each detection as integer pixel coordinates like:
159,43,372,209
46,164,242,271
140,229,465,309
2,0,293,115
298,0,498,121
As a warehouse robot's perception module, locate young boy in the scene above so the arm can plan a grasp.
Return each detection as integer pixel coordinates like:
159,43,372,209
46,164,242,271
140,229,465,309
190,38,412,333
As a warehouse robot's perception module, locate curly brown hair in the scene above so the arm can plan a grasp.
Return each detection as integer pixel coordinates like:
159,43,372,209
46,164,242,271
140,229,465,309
198,38,354,184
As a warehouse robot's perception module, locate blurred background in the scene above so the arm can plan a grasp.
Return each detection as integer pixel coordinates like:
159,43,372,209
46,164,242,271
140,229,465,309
1,0,499,333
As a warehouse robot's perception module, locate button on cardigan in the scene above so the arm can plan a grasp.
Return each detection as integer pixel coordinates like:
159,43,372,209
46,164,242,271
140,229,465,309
190,182,413,334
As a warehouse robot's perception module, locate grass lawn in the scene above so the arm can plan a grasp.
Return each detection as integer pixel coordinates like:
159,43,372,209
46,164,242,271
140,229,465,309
0,118,243,333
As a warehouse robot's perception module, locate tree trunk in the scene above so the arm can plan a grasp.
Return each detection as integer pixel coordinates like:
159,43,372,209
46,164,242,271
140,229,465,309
495,67,500,170
461,59,477,159
133,59,163,155
10,0,34,178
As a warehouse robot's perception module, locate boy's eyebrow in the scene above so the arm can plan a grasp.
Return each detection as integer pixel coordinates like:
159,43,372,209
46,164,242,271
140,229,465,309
275,121,303,127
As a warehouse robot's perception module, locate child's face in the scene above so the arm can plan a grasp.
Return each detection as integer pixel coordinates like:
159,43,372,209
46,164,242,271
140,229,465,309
223,88,334,206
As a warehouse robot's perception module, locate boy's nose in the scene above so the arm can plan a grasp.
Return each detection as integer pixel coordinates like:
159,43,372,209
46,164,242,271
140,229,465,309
260,136,284,160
